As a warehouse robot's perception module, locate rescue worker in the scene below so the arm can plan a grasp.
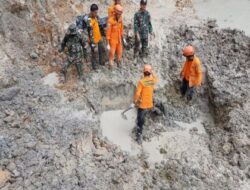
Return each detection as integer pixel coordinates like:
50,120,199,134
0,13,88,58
86,4,106,70
134,0,153,58
108,0,122,17
134,65,158,144
180,45,202,101
106,4,124,69
59,24,87,81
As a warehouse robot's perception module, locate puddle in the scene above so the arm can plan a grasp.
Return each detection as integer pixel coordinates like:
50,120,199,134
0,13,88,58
100,109,139,155
100,109,210,163
193,0,250,36
42,72,59,87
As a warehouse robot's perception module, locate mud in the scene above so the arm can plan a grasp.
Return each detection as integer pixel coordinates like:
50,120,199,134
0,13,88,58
0,0,250,189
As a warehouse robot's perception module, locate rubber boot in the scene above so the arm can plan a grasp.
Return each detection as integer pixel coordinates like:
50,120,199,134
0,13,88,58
76,63,83,80
136,133,142,145
62,68,68,82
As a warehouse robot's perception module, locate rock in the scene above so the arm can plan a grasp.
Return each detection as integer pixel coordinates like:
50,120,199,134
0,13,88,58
222,143,232,155
0,170,10,186
30,52,38,59
229,153,239,166
238,153,250,170
0,88,20,101
94,148,108,157
246,167,250,179
207,19,218,28
160,148,167,154
6,162,16,171
50,62,57,67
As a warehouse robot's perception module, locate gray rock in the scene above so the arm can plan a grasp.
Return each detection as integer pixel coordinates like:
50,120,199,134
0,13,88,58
0,87,20,101
30,52,39,59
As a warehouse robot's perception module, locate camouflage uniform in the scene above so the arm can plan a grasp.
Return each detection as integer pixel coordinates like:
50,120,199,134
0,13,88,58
134,10,153,57
85,15,107,70
60,24,87,80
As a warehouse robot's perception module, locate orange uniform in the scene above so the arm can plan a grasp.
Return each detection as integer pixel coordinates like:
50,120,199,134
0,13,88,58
134,75,158,109
89,17,102,44
181,56,202,87
106,16,124,63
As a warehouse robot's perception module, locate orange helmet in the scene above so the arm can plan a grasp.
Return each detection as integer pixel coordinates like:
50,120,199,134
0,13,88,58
183,45,195,56
144,64,152,74
115,4,123,14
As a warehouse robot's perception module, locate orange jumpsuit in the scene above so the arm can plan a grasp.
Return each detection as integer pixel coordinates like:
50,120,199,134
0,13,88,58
134,75,158,109
106,16,124,64
181,56,202,87
88,17,102,44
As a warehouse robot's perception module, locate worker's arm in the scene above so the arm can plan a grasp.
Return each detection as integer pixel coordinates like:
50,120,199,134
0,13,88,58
86,17,95,48
106,19,111,42
134,13,139,34
148,12,153,34
152,71,158,84
108,6,112,18
196,61,203,86
180,62,185,78
59,35,68,52
134,81,143,105
79,35,87,59
121,20,124,37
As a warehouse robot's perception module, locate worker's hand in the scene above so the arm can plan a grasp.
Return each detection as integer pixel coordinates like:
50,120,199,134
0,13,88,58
123,38,128,47
135,32,140,41
107,44,110,51
150,32,155,40
180,72,183,79
78,29,83,33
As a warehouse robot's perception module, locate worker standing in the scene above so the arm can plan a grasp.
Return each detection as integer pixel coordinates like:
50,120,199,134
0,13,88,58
59,24,87,82
134,65,158,144
134,0,153,58
86,4,106,70
180,45,203,101
108,0,122,18
106,4,125,69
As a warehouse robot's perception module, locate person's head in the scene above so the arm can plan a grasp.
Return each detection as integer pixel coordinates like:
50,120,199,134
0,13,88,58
90,4,98,18
114,0,121,5
143,64,152,76
140,0,147,11
68,23,77,35
183,45,195,61
114,4,123,19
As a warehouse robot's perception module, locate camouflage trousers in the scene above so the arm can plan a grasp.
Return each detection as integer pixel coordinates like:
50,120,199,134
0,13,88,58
62,55,83,79
134,36,149,58
91,41,107,70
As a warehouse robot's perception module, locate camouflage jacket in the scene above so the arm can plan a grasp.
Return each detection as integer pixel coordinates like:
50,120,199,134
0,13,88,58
134,10,153,39
61,33,87,58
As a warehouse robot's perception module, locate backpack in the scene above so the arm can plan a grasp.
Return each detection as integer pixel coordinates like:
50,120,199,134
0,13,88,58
76,14,108,30
76,15,89,30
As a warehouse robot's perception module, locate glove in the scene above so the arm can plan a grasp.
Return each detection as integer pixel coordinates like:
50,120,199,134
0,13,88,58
130,103,135,108
90,43,96,49
107,44,110,51
123,38,128,47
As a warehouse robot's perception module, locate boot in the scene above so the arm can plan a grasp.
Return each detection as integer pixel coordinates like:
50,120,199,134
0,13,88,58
136,133,142,145
62,69,67,82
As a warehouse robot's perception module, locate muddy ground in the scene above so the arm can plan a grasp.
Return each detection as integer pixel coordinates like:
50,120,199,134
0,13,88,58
0,0,250,190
